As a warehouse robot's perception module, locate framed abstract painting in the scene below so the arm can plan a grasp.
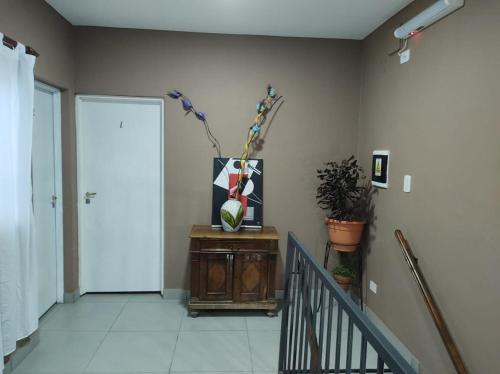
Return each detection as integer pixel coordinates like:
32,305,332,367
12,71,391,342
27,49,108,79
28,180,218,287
212,158,263,229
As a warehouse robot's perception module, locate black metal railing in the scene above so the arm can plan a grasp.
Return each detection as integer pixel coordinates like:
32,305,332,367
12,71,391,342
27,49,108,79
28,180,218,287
278,232,416,374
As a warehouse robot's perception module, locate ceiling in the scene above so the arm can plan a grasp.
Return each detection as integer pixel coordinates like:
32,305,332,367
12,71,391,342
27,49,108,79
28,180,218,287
45,0,413,40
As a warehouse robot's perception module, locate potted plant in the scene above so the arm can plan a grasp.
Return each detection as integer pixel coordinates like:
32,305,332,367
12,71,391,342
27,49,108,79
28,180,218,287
332,254,355,291
316,156,368,252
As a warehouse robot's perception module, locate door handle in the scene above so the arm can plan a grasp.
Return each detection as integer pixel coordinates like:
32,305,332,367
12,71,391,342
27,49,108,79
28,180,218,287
51,195,57,208
85,192,97,204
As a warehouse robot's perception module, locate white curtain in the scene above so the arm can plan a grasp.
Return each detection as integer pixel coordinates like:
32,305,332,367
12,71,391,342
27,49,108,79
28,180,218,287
0,34,38,373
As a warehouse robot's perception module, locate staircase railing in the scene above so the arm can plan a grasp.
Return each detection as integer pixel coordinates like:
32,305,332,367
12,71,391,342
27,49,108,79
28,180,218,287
394,229,468,374
279,232,416,374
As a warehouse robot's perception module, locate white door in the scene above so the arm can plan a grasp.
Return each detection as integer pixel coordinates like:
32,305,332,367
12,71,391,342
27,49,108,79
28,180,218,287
33,82,63,317
77,96,164,293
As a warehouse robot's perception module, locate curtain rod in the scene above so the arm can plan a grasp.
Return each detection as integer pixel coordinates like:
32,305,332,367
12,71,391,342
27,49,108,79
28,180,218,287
2,34,39,57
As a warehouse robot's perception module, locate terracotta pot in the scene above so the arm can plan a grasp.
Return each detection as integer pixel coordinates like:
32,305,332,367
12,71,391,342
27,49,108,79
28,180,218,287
334,274,352,292
325,218,366,252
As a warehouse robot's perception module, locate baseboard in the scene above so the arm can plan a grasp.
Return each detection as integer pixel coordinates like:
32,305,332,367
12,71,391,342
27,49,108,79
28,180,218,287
3,330,40,374
364,306,420,372
63,288,80,303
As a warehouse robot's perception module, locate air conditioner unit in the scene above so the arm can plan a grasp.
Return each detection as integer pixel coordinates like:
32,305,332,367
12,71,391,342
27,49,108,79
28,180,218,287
394,0,464,39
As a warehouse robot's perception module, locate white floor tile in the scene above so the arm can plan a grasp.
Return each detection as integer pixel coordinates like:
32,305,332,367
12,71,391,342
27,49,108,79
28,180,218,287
38,303,61,327
248,331,281,371
13,371,84,374
246,311,282,331
111,302,184,331
181,313,247,331
41,302,124,331
85,331,177,372
171,331,251,372
14,331,105,372
14,292,402,374
127,293,166,303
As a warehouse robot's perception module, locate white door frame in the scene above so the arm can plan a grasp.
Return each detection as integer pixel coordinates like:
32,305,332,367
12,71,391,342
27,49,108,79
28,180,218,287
75,95,165,295
34,81,64,303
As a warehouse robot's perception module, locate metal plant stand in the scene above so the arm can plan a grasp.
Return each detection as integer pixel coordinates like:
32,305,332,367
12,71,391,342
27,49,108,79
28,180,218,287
322,240,364,311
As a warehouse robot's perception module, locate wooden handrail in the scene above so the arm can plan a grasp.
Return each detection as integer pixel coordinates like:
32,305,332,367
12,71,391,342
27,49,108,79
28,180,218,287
394,229,468,374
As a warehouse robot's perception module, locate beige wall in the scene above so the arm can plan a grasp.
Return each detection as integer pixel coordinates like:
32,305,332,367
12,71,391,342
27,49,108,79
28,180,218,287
5,1,498,371
357,0,500,372
74,27,362,290
2,2,362,294
0,0,79,292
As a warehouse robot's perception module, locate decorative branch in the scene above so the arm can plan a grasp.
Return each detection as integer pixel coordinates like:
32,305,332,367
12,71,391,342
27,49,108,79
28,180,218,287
167,90,222,158
233,84,283,199
168,85,284,201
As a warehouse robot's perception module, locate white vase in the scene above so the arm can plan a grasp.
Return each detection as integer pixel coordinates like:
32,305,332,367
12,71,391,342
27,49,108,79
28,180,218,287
220,198,244,232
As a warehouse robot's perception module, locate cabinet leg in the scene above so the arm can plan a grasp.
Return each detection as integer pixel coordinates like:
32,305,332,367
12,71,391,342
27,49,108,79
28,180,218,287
189,310,199,318
266,310,278,317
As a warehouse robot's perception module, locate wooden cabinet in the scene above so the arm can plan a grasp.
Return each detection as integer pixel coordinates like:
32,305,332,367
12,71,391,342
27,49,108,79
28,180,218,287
189,225,279,316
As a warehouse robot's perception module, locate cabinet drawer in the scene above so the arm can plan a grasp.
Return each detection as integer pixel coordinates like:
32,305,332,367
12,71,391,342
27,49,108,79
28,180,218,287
199,240,270,252
237,253,266,262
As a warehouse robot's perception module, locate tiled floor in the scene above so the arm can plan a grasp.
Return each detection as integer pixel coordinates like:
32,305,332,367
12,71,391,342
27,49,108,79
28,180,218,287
13,293,281,374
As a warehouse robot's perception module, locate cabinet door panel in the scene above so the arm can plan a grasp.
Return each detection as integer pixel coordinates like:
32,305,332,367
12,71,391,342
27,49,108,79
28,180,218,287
199,253,233,301
234,253,268,302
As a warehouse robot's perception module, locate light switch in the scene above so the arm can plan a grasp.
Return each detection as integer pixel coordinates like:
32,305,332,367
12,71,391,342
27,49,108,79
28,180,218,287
369,280,377,294
403,175,412,193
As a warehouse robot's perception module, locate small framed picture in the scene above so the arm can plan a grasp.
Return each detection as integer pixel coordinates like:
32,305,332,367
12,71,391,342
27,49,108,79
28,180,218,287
372,150,390,188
